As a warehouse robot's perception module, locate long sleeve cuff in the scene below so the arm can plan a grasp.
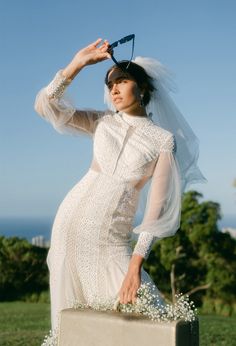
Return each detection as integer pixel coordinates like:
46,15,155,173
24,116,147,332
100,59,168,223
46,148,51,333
132,232,156,260
46,70,72,99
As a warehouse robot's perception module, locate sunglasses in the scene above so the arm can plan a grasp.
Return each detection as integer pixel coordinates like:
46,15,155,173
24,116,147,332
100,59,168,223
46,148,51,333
108,34,135,69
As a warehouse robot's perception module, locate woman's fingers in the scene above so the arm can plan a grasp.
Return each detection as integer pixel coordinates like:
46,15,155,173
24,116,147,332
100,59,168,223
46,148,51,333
88,38,103,48
132,291,137,304
99,40,110,52
129,287,138,304
120,286,138,304
86,39,111,61
88,38,110,51
119,272,141,304
119,287,127,304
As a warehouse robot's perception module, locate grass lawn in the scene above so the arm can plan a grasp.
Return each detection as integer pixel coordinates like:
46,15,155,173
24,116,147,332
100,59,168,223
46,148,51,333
0,302,236,345
0,302,50,346
199,314,236,346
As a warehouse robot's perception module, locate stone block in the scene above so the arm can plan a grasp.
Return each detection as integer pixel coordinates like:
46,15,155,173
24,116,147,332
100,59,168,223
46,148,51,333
58,308,199,346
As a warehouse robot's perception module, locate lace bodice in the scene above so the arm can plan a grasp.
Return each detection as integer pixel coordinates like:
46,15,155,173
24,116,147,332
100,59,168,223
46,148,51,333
34,70,182,260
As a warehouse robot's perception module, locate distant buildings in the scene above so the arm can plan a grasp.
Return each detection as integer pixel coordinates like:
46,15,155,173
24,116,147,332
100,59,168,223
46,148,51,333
32,235,50,248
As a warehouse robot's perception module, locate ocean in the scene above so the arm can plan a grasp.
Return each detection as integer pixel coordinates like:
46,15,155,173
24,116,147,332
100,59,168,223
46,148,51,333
0,218,53,242
0,214,235,242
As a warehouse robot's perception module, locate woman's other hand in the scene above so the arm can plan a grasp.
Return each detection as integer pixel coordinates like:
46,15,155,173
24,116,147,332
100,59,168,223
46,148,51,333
119,254,143,304
62,39,111,80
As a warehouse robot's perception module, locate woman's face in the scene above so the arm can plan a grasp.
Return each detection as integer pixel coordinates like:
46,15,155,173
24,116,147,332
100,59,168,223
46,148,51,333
107,68,141,114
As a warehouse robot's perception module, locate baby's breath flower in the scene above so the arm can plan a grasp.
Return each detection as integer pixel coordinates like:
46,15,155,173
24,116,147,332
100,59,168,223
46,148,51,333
115,282,197,323
41,328,58,346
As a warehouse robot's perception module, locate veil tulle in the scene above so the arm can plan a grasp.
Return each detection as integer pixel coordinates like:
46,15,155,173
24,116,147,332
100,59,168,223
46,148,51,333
104,56,207,193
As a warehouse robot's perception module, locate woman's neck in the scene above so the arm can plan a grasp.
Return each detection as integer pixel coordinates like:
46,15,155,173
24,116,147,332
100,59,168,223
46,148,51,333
119,104,147,117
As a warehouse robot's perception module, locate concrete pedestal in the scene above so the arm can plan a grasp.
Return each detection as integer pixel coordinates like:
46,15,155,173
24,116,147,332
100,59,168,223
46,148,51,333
58,308,199,346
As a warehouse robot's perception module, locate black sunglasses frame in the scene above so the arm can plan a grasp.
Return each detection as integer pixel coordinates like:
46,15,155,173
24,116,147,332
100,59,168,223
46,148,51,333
108,34,135,69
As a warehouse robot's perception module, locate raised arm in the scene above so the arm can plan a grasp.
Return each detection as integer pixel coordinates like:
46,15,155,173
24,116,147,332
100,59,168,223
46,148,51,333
34,39,111,136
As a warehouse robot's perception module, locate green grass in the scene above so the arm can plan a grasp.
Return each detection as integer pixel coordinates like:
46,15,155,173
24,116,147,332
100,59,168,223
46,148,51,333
0,302,50,346
0,302,236,345
199,314,236,346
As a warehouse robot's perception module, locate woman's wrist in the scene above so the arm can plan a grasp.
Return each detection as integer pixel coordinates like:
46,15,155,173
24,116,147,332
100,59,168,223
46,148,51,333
62,60,85,81
128,254,144,273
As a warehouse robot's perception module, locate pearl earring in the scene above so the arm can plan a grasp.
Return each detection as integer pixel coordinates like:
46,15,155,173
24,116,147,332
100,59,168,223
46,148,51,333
140,94,144,107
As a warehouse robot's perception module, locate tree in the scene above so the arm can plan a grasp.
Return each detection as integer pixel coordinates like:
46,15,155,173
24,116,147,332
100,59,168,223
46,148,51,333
0,236,49,301
143,191,236,309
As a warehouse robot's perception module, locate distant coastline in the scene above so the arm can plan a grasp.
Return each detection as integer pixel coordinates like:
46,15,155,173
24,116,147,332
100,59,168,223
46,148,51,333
0,217,53,241
0,214,235,242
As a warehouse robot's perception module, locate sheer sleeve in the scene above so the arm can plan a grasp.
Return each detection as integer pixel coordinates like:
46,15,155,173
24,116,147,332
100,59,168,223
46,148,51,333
34,70,105,136
132,134,182,259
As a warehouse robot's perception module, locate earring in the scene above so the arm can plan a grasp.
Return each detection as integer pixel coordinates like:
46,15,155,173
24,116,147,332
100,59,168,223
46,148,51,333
140,94,144,107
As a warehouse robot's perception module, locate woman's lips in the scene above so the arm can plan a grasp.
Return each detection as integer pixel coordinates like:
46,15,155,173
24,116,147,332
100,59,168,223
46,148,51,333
114,98,122,103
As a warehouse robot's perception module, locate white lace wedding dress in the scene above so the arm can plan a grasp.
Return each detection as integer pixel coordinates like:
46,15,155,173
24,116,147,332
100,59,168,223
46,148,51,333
34,70,181,331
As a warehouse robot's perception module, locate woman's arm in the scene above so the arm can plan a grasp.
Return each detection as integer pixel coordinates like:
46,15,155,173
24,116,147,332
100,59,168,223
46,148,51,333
132,134,181,241
34,39,111,136
118,134,182,304
118,254,142,304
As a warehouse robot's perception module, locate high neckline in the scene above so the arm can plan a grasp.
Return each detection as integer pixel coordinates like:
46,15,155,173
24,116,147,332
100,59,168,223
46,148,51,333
117,112,152,126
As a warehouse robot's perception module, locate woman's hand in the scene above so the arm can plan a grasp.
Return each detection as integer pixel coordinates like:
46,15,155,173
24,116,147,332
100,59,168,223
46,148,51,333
62,38,111,80
119,254,143,304
75,38,111,66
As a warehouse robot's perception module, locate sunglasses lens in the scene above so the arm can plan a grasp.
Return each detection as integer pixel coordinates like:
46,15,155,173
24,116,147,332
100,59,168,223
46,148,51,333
123,34,134,42
110,35,135,67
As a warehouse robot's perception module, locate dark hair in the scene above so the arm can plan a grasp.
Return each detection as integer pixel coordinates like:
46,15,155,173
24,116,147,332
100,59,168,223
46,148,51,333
105,60,156,106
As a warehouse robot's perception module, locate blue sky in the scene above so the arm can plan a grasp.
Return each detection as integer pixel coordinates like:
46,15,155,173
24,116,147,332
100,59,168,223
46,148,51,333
0,0,235,227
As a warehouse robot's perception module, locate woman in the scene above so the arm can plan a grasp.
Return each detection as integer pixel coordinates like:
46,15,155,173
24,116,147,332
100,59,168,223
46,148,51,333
34,38,205,333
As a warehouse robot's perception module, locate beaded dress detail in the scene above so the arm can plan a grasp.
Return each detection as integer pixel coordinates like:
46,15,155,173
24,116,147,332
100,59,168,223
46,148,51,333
34,70,182,331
